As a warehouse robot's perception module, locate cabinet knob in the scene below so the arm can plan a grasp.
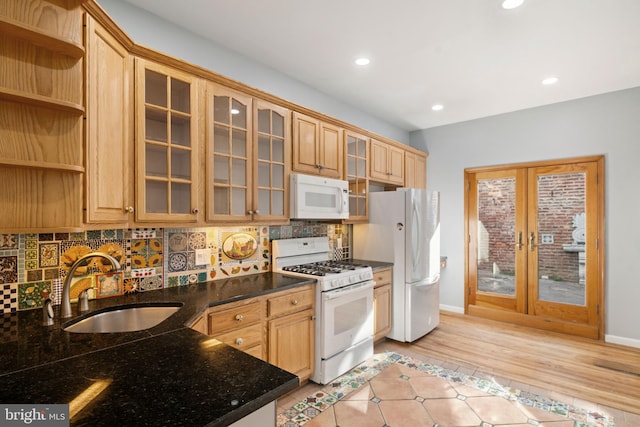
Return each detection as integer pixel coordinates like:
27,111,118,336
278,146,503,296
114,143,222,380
124,206,134,213
192,208,199,214
254,209,260,214
291,299,298,306
248,210,254,215
235,338,244,345
235,314,243,321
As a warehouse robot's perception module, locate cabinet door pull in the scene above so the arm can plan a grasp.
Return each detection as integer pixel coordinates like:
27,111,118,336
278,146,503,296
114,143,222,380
192,207,199,214
235,314,244,321
291,299,298,306
235,338,244,345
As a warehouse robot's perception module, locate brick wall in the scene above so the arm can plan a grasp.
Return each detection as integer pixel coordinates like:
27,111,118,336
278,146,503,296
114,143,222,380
477,173,584,282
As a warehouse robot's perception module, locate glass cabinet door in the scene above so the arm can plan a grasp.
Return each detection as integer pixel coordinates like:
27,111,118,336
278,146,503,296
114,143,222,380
345,131,368,222
254,100,290,222
136,59,198,222
207,85,252,222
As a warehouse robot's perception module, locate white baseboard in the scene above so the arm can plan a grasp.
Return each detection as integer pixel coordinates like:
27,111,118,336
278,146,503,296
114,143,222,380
439,304,464,314
605,334,640,349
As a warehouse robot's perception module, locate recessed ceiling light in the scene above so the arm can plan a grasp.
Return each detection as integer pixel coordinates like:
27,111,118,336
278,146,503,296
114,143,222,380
502,0,524,10
432,104,444,111
542,76,559,85
355,57,370,66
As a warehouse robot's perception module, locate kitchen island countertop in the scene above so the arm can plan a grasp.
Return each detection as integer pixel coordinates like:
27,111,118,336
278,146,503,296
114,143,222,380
0,273,314,426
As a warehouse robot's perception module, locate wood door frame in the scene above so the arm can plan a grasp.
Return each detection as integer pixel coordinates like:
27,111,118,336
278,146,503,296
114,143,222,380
464,155,605,340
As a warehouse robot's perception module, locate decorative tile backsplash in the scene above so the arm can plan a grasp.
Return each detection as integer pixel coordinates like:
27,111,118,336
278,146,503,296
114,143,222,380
0,222,349,314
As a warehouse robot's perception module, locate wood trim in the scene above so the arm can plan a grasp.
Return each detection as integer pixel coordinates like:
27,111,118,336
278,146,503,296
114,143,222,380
468,305,599,339
464,155,603,174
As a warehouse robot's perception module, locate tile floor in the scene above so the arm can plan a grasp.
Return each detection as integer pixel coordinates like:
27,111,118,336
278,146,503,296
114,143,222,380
276,344,636,427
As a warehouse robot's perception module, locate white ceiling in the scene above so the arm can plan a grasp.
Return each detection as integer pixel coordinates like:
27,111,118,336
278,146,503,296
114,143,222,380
121,0,640,131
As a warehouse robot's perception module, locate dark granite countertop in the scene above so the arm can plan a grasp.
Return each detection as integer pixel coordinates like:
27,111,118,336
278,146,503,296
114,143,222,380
349,259,394,271
0,273,315,426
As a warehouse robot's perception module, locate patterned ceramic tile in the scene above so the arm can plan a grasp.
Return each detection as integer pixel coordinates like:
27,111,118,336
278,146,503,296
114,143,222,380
0,256,18,284
18,281,51,310
0,314,19,342
0,235,18,249
38,242,59,268
38,233,54,241
131,238,162,269
1,283,18,314
96,272,124,298
123,277,139,294
139,275,162,291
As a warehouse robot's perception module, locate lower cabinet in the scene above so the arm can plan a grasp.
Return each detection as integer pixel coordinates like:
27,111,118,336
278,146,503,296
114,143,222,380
269,309,314,381
373,267,392,342
197,284,315,381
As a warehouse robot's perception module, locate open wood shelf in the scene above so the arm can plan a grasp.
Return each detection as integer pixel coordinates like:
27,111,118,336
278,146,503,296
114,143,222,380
0,16,85,59
0,158,84,173
0,87,85,115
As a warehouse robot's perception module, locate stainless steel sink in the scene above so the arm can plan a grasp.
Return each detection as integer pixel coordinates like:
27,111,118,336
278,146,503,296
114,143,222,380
63,303,183,333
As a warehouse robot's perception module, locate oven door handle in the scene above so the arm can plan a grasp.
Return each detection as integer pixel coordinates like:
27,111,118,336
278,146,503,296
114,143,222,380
323,280,374,300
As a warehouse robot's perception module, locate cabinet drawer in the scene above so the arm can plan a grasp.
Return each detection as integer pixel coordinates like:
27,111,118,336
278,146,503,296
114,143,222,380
214,323,264,352
374,268,392,287
268,287,314,317
208,301,263,334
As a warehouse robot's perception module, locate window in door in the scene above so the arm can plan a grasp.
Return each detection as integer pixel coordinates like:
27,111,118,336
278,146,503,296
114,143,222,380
465,156,604,339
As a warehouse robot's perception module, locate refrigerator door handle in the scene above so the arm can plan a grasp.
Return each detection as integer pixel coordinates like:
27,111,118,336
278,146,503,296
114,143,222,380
411,276,439,288
411,196,422,274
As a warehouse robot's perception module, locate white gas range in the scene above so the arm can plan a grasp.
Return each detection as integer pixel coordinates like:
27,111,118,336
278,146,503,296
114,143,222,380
272,237,375,384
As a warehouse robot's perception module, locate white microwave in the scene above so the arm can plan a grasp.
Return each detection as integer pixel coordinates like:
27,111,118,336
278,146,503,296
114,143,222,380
290,173,349,220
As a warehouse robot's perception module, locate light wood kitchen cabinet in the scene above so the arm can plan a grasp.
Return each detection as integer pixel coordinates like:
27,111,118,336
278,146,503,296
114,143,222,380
370,139,404,186
373,267,392,342
206,84,290,223
292,112,343,179
344,131,369,222
205,284,315,377
208,299,266,360
85,15,133,224
404,151,427,189
267,285,315,381
134,58,200,223
0,0,85,232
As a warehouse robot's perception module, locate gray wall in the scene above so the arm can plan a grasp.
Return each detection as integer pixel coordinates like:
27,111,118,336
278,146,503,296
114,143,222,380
97,0,410,144
411,87,640,345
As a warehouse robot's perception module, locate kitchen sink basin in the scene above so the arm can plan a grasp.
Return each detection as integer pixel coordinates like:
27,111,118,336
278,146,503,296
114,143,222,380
63,302,183,333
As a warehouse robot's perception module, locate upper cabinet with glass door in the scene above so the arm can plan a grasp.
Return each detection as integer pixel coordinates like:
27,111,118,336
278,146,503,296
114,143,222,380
254,99,290,223
206,84,290,223
135,59,200,222
344,131,368,222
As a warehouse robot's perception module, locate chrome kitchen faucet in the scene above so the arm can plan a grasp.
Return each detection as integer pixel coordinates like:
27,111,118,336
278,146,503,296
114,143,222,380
60,252,121,318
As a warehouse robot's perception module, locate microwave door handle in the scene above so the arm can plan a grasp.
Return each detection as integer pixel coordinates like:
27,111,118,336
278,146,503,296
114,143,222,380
340,188,348,214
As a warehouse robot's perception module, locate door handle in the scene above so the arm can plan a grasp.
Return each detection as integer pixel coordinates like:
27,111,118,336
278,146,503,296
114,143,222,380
529,232,536,251
517,231,523,250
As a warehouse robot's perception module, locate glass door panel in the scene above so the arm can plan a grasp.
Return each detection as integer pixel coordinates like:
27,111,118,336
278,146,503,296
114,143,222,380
345,131,368,221
468,169,527,313
253,100,289,222
527,162,598,327
476,176,516,296
136,60,197,221
535,171,586,306
207,86,251,222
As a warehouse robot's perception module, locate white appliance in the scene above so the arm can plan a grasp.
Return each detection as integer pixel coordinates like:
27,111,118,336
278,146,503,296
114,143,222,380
272,237,374,385
354,189,440,342
290,173,349,220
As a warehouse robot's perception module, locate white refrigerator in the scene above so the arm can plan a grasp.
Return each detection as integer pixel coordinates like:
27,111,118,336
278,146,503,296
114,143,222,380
354,189,440,342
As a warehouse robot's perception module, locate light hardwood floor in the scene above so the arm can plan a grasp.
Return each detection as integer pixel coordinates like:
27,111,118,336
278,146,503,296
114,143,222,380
379,311,640,416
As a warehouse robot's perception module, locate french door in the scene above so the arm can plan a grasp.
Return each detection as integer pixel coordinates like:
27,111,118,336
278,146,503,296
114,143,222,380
465,156,604,339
